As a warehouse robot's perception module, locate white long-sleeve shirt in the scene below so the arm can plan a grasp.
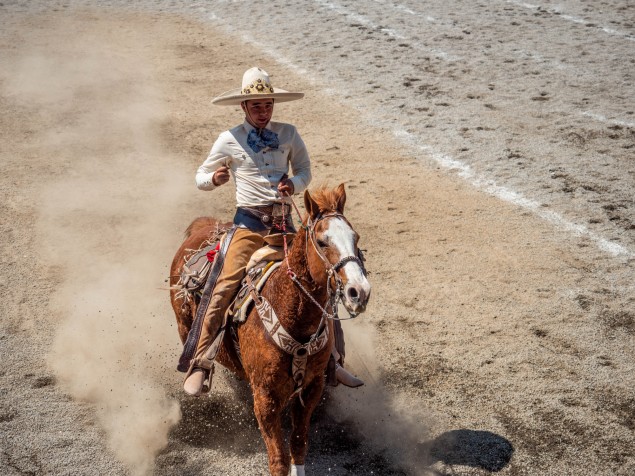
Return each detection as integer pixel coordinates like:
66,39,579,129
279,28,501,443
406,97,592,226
195,120,311,207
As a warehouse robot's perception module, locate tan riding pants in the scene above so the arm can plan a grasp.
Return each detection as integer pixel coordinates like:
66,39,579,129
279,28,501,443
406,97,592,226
191,227,266,370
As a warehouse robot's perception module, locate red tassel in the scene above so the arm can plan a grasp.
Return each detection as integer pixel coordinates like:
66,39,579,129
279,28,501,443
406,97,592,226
206,242,221,262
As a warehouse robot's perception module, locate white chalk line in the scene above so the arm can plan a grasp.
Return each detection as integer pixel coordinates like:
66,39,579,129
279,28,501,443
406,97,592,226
372,0,415,16
582,111,635,129
314,0,405,39
207,12,311,79
210,0,456,61
205,11,634,261
360,3,629,140
393,130,634,259
515,48,570,71
370,0,429,19
507,0,635,42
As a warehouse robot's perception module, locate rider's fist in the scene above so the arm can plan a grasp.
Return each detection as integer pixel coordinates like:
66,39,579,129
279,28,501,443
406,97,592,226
277,178,295,196
212,166,230,186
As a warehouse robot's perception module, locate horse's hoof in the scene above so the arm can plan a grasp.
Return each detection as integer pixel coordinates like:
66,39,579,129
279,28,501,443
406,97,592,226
290,464,305,476
183,368,208,396
335,364,364,388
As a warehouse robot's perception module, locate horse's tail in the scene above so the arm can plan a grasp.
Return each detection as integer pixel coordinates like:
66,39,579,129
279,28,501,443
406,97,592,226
184,217,219,239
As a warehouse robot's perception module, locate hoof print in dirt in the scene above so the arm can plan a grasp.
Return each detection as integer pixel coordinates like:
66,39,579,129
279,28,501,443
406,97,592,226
0,408,17,423
32,376,55,389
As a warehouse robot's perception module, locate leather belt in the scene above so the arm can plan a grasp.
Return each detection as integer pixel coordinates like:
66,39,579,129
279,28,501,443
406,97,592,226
238,203,291,225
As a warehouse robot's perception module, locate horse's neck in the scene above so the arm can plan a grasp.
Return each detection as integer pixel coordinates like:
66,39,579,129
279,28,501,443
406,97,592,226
269,227,328,340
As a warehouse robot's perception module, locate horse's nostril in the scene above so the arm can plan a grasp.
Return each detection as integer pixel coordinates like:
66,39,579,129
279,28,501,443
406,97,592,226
348,287,359,300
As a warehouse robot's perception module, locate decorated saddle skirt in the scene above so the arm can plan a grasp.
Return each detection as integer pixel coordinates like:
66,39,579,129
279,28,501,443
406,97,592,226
175,230,290,372
174,231,290,304
229,261,282,323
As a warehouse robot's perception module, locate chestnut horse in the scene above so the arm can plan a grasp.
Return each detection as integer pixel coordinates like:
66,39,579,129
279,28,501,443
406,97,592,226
169,185,371,476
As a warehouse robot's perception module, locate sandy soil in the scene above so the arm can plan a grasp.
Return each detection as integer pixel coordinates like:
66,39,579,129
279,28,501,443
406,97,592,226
1,4,634,476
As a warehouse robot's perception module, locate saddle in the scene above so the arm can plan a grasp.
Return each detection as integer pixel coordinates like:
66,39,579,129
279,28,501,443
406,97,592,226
176,227,344,388
173,232,292,300
175,228,293,372
171,227,227,306
179,244,215,293
229,261,281,323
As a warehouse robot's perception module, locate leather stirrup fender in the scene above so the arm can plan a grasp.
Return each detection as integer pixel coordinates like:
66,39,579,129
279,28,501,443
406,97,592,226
177,226,238,372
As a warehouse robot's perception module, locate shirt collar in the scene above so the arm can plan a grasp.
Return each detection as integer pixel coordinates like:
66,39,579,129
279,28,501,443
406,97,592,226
242,119,272,134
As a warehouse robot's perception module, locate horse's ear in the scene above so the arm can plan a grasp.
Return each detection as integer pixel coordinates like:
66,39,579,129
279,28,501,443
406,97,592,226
304,189,320,219
335,183,346,213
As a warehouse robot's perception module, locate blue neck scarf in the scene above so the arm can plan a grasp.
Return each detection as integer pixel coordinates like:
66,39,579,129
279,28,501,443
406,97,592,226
247,128,279,153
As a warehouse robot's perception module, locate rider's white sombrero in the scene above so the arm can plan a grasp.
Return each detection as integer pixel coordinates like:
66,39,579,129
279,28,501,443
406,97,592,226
211,67,304,106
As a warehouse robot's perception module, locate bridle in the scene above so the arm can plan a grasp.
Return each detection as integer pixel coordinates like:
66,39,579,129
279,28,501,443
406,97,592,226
306,212,367,295
252,198,367,403
282,204,367,323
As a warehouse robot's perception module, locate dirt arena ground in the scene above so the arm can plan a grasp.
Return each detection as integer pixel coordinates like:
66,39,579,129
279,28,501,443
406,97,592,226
1,3,634,475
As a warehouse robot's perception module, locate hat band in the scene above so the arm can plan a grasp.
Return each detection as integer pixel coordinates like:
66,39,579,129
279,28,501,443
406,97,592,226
242,78,275,96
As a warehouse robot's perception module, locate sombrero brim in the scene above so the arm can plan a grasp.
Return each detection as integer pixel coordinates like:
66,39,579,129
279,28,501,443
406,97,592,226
211,88,304,106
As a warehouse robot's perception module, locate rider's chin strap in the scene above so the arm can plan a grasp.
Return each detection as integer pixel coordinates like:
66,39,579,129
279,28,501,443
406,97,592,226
243,103,261,134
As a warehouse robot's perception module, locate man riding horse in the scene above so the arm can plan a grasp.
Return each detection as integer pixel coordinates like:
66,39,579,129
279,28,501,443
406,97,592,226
183,67,363,396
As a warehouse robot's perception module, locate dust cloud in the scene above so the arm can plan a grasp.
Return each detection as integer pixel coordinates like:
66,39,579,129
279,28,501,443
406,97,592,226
8,23,188,475
332,319,434,473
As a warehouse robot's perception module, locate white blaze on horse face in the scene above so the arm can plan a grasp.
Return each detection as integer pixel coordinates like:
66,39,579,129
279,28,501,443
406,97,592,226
323,218,371,310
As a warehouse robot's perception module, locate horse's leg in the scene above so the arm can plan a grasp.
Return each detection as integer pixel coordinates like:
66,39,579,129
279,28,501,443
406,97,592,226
253,387,290,476
289,377,325,475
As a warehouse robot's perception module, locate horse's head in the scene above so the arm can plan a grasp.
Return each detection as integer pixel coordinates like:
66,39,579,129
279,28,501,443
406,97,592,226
303,184,371,315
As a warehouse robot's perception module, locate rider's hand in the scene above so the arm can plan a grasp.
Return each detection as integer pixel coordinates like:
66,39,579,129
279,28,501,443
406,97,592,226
277,178,295,196
212,166,230,186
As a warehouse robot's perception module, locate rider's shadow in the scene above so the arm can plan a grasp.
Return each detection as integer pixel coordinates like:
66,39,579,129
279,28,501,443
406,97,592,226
418,429,514,472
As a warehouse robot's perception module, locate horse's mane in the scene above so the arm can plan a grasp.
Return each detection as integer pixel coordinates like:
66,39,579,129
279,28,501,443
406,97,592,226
310,186,340,213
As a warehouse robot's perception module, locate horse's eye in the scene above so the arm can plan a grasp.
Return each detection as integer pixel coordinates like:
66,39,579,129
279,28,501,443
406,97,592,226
317,239,328,247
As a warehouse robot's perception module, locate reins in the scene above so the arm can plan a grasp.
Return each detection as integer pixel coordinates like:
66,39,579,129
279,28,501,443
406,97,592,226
250,193,366,404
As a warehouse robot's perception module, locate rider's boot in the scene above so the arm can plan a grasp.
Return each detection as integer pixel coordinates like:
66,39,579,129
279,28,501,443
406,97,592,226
183,365,213,397
335,363,364,388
